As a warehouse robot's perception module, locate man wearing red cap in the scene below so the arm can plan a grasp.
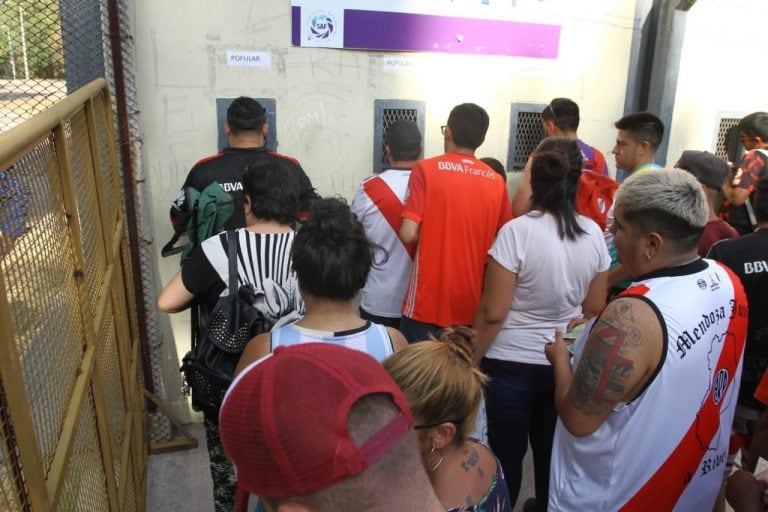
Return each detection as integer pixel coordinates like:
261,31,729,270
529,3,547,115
219,343,444,512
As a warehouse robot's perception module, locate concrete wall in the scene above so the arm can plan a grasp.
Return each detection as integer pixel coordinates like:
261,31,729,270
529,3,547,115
133,0,642,419
667,0,768,165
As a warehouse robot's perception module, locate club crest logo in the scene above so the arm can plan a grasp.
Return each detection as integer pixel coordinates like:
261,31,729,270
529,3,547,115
308,11,336,41
713,368,728,405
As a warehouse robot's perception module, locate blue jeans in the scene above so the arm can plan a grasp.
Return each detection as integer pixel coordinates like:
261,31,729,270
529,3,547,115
398,316,444,343
481,358,556,512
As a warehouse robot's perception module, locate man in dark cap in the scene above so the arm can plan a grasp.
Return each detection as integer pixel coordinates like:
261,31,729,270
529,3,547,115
675,150,738,256
351,119,423,328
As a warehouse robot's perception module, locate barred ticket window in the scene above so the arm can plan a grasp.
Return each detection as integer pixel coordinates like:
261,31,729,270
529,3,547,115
373,100,425,174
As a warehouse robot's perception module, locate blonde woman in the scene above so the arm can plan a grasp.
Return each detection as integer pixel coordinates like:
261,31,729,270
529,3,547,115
383,327,511,512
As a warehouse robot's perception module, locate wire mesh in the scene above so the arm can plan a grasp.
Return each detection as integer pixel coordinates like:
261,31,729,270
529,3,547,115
380,108,418,166
0,0,66,131
0,386,29,512
91,93,120,234
511,110,546,169
96,305,125,490
2,137,85,476
65,108,107,319
714,117,741,162
0,81,148,511
57,389,109,512
0,0,107,132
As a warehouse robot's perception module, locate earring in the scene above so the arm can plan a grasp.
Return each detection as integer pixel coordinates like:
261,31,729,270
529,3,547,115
427,445,444,472
645,253,652,261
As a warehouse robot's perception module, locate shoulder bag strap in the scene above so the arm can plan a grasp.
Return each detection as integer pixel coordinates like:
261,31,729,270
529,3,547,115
227,230,239,296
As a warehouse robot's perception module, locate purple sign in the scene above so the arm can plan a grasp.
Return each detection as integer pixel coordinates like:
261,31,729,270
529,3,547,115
292,7,560,59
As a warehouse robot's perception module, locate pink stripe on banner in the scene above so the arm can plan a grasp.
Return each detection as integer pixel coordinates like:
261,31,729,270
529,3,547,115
343,9,559,58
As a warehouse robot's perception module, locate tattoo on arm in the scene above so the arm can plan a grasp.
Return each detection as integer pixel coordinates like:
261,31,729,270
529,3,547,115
572,301,643,415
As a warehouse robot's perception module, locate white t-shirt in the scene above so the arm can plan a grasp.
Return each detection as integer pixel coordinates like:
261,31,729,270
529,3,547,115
485,211,610,365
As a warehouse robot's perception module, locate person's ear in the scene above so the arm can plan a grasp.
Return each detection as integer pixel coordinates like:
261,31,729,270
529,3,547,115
430,422,457,450
384,145,393,163
244,195,252,216
645,231,663,260
542,119,556,136
224,122,232,136
639,140,651,157
262,122,269,140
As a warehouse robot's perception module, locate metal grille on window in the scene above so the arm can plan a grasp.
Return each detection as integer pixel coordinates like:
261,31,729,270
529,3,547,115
373,100,426,174
713,117,742,164
381,109,418,166
507,104,546,171
216,98,278,152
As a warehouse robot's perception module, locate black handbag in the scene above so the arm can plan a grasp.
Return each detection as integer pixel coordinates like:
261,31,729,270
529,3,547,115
181,231,266,415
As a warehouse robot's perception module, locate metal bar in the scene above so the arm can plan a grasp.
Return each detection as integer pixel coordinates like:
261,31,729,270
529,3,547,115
0,79,108,165
90,366,119,511
84,97,113,261
105,0,155,394
45,120,104,506
116,411,133,509
0,268,49,511
45,346,97,508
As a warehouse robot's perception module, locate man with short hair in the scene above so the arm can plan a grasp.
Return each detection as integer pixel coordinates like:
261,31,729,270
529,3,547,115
720,111,768,235
398,103,512,342
541,97,608,175
606,111,665,292
170,96,316,233
219,343,444,512
674,150,738,256
351,120,422,328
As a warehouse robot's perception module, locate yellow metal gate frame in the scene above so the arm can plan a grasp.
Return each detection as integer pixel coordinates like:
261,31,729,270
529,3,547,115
0,78,146,511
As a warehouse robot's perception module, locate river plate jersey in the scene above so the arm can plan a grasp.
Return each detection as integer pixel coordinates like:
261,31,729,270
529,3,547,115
549,258,748,511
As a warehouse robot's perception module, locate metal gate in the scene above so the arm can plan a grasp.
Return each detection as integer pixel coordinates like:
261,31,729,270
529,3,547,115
0,78,146,511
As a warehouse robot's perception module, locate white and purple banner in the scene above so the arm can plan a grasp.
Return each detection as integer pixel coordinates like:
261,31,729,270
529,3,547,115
291,0,560,59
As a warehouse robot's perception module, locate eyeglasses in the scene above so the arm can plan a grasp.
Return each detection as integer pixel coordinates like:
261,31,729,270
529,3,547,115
414,418,464,430
440,125,448,135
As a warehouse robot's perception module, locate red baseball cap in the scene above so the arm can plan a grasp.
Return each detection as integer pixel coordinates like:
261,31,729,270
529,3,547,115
219,343,413,509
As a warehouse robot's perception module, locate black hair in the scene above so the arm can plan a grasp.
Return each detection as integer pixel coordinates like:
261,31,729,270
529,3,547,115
614,112,665,151
242,162,300,225
389,144,421,163
541,98,580,132
529,137,585,241
480,157,506,182
754,176,768,223
447,103,489,150
737,112,768,141
292,197,373,300
227,97,266,134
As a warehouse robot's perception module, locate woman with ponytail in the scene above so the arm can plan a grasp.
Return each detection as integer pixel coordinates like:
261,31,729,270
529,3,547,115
472,137,610,511
384,327,511,512
236,197,406,372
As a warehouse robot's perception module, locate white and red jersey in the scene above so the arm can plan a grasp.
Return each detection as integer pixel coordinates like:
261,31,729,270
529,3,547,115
351,169,414,319
549,259,748,511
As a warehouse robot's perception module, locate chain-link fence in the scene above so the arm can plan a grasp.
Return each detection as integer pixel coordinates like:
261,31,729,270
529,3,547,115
0,0,172,445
